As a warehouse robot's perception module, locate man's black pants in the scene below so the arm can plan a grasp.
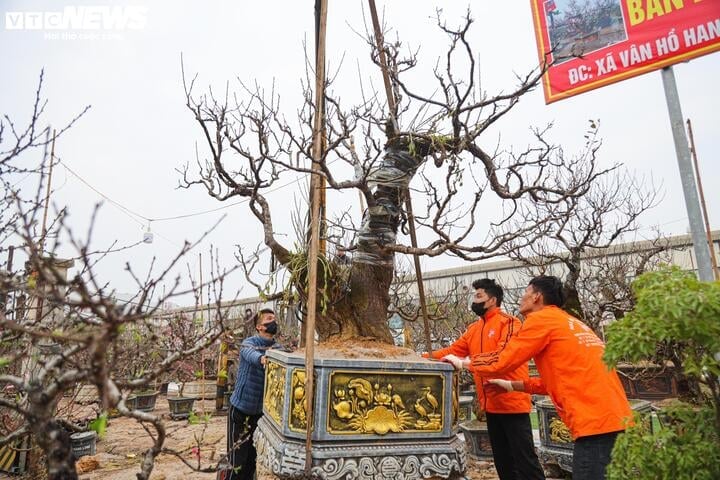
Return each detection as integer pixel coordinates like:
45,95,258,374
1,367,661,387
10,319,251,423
572,430,622,480
486,412,545,480
226,405,261,480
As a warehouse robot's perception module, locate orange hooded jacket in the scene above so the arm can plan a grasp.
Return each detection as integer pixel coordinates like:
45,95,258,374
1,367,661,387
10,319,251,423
429,307,532,414
470,305,632,439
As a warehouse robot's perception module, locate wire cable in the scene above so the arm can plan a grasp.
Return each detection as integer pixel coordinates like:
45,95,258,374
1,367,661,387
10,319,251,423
57,156,317,223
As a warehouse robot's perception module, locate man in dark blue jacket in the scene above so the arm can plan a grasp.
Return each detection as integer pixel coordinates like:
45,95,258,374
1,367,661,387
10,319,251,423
226,308,278,480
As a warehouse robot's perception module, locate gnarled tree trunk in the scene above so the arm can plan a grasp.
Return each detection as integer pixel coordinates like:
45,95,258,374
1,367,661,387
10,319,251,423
311,145,426,345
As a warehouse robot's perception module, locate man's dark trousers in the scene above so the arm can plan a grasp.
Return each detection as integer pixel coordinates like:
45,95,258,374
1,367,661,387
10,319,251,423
486,412,545,480
227,405,261,480
572,431,621,480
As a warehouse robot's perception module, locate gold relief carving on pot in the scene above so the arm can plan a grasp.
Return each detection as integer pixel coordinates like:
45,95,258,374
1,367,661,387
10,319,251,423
327,371,444,435
549,417,573,443
289,368,307,432
263,360,286,425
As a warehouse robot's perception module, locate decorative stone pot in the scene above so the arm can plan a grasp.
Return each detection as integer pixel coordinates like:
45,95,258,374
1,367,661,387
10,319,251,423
254,350,466,479
38,342,62,356
458,420,493,460
180,379,217,399
70,431,97,459
457,395,475,424
459,381,476,398
528,359,540,378
617,363,679,400
168,397,196,420
535,397,652,473
126,391,158,412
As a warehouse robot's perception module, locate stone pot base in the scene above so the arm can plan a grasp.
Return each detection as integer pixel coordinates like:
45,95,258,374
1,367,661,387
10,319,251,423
535,397,652,473
254,349,466,480
458,420,493,461
255,416,466,480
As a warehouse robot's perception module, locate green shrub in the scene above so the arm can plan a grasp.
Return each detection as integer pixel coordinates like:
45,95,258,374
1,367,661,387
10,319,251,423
607,404,720,480
603,267,720,479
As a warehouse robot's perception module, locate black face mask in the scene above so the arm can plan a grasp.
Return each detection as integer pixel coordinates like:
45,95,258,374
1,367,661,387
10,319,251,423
262,321,278,335
471,301,488,317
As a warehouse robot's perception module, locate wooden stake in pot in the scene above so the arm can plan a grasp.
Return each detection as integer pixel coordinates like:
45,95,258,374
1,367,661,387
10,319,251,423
304,0,328,474
367,0,433,355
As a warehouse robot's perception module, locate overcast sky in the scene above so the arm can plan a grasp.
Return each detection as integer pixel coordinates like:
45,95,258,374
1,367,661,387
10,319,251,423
2,0,719,306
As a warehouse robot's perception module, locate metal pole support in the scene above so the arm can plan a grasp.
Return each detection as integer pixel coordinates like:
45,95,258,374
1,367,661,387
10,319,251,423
661,67,714,282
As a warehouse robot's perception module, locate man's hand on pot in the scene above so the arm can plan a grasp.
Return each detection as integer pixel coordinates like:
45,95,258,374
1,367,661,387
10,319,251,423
440,354,469,370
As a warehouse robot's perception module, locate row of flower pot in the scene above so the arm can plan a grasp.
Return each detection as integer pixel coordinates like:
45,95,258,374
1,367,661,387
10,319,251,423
69,390,233,461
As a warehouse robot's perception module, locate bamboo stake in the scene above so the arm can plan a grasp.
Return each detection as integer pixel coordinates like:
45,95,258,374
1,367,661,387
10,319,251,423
304,0,328,473
199,253,207,413
405,196,433,354
315,9,328,258
35,130,57,325
367,0,433,355
39,130,56,254
368,0,397,123
687,119,719,280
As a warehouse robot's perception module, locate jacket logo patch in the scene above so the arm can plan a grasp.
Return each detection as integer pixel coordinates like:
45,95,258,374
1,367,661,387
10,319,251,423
487,329,496,338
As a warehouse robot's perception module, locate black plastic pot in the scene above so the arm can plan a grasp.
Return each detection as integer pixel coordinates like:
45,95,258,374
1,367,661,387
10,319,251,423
70,431,97,459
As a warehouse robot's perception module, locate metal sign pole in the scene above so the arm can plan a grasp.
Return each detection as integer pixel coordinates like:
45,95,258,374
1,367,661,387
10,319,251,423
660,66,714,282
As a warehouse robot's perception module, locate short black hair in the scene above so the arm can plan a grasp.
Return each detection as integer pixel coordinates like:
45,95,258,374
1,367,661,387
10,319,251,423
253,308,275,326
528,276,565,307
471,278,504,306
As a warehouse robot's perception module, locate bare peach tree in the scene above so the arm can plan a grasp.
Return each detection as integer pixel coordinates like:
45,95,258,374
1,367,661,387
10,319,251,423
0,73,236,480
502,126,663,332
181,12,618,345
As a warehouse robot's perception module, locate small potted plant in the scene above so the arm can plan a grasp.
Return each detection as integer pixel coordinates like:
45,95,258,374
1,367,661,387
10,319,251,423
118,326,159,412
167,358,197,420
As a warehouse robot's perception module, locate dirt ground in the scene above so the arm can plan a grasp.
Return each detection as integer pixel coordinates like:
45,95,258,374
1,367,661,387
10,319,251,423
0,391,565,480
53,396,507,480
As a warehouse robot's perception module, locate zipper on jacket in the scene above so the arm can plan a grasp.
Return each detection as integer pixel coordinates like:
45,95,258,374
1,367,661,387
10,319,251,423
479,315,487,412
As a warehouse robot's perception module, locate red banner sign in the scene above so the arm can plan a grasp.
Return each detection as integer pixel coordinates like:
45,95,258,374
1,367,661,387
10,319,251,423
530,0,720,103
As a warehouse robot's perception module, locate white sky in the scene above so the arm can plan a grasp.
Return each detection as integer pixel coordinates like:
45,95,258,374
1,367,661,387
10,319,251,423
2,0,719,305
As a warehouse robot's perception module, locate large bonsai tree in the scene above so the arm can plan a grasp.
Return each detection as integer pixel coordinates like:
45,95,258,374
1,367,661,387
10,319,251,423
182,12,615,345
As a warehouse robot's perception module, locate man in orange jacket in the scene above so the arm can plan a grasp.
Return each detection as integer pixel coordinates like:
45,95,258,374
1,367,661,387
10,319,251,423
427,279,544,480
443,276,632,480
